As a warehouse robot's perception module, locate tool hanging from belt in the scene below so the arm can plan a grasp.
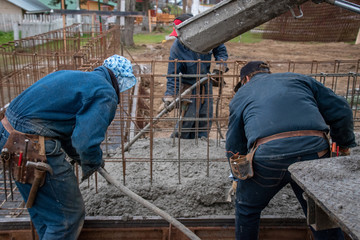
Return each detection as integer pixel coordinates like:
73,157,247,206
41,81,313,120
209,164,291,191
229,130,329,180
0,115,53,208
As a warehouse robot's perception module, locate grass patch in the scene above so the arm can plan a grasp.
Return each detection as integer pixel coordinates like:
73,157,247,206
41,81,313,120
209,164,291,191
134,28,263,45
0,31,14,45
134,26,173,44
229,31,263,43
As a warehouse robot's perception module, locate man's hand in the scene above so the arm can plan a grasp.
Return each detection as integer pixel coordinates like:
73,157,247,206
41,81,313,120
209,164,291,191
81,160,105,182
158,96,175,112
211,69,226,87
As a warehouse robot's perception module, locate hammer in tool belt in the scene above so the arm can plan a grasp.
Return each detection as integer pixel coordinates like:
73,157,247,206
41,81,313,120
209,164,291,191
25,161,53,208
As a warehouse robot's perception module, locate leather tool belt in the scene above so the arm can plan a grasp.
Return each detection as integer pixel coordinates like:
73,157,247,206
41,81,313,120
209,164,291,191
230,130,328,180
1,115,48,185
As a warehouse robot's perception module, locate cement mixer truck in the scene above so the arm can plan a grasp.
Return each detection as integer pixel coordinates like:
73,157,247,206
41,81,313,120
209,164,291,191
174,0,360,54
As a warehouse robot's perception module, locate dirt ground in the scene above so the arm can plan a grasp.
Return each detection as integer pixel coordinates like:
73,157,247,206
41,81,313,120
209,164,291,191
81,40,360,220
130,39,360,63
128,39,360,138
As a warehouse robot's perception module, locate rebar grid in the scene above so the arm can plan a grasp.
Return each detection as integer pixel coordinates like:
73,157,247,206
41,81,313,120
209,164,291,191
262,1,360,42
0,24,359,217
0,24,120,106
101,59,360,152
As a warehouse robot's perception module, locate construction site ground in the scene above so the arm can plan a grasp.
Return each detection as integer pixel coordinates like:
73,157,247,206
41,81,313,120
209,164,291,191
131,39,360,63
81,39,360,219
1,38,359,240
127,38,360,139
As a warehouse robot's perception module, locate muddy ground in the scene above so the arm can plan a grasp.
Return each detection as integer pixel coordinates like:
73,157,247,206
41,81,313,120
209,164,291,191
81,40,360,219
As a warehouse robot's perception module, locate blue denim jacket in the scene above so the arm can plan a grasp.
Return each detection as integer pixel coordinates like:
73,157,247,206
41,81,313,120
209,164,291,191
226,72,356,160
165,38,228,96
0,66,118,178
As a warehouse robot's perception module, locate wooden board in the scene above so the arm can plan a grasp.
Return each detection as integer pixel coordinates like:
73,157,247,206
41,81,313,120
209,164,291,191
289,156,360,240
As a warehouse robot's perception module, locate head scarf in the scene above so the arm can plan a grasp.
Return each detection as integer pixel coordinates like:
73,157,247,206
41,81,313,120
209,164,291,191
103,55,137,92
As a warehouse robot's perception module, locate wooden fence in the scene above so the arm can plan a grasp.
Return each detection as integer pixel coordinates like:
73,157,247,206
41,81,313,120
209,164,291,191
0,13,112,37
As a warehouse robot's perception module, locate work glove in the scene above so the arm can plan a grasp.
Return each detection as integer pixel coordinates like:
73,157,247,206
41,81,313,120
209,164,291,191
331,142,351,157
158,96,175,113
338,147,350,156
81,160,105,182
211,69,226,87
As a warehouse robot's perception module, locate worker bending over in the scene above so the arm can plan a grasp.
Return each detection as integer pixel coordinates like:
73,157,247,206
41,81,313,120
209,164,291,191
226,61,356,240
162,13,228,139
0,55,136,240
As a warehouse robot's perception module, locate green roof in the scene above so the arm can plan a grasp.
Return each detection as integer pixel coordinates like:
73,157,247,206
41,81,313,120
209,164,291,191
38,0,78,10
38,0,116,10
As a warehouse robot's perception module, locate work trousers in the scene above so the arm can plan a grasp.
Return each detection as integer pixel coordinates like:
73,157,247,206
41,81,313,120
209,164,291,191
15,139,85,240
172,83,213,139
235,151,345,240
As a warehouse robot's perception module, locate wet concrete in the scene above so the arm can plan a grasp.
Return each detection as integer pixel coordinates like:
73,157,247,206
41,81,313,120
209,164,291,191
289,156,360,239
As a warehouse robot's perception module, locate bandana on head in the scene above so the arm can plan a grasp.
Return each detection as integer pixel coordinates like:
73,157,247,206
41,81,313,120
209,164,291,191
103,55,137,93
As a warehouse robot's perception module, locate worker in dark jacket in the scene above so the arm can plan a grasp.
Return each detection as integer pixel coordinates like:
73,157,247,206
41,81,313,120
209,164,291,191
226,61,356,240
0,55,136,240
162,13,228,139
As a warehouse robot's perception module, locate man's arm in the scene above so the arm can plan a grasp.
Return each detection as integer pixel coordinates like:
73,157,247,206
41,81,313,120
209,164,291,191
226,100,248,159
311,77,356,148
72,92,117,180
212,44,229,72
165,43,184,96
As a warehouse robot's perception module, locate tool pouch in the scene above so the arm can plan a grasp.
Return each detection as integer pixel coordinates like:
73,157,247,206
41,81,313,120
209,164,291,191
229,145,258,180
1,118,47,186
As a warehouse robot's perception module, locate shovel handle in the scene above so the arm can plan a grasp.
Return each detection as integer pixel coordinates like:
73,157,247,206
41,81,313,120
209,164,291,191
97,168,201,240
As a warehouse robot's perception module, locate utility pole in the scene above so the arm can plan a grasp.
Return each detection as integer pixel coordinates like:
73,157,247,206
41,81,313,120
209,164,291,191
98,0,102,33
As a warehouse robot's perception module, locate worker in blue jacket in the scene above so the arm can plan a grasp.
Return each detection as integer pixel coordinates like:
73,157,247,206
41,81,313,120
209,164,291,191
162,13,228,139
226,61,356,240
0,55,136,240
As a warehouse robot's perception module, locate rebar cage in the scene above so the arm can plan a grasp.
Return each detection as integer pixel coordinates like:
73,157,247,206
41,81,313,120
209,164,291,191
0,25,359,218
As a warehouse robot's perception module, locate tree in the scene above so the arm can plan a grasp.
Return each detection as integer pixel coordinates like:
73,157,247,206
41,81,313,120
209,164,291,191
120,0,136,46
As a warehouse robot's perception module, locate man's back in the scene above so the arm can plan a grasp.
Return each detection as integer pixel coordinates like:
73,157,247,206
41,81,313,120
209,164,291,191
5,67,118,138
227,72,354,157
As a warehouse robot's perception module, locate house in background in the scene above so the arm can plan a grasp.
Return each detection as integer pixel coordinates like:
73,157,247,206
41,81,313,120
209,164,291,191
38,0,116,11
0,0,50,15
82,0,116,11
0,0,51,31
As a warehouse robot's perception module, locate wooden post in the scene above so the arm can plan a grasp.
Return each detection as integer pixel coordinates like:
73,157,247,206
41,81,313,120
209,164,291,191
92,14,95,37
148,9,152,33
97,0,102,33
61,0,67,52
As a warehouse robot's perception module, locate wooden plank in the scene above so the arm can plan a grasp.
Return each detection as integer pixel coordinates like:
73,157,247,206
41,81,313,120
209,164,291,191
289,156,360,240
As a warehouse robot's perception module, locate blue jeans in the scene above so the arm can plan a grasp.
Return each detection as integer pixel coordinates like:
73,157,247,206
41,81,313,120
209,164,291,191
172,84,213,139
16,139,85,240
235,151,344,240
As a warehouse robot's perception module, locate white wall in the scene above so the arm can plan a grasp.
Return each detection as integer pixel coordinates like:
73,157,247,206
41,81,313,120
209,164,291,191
0,0,22,15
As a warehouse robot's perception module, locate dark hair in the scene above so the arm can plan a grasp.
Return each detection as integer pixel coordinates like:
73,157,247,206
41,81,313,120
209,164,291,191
234,61,270,93
240,61,270,81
